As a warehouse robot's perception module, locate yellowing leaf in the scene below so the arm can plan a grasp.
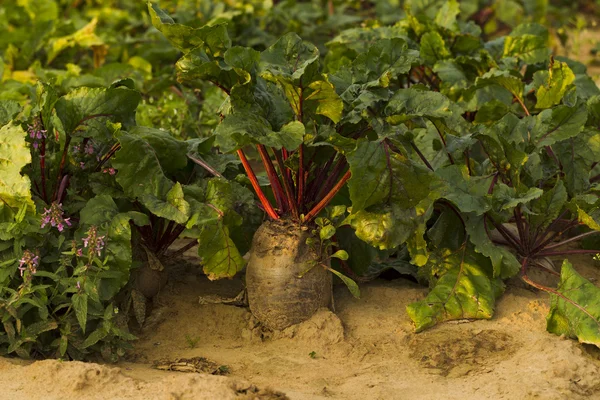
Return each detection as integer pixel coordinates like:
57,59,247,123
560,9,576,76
47,18,106,65
305,80,343,123
536,60,575,109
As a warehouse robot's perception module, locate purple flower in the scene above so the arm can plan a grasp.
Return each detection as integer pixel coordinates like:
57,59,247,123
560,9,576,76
18,250,39,278
84,142,94,155
76,281,81,289
28,119,46,151
81,226,106,259
40,202,71,232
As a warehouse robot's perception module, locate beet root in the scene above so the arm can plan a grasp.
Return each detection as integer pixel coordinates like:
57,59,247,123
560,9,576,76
245,219,332,330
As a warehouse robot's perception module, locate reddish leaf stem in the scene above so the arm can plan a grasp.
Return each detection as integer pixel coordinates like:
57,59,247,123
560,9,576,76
297,144,305,209
53,136,72,202
537,249,600,257
257,145,286,212
273,149,299,219
409,141,434,171
541,230,600,252
187,154,224,178
304,170,351,223
237,149,279,220
316,158,347,203
520,257,600,323
40,136,48,203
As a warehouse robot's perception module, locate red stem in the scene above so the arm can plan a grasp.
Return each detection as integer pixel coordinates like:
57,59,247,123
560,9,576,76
168,238,198,258
315,158,347,204
237,149,279,220
531,217,580,253
297,145,305,209
520,257,600,324
304,170,351,223
305,154,335,203
257,145,286,213
486,215,524,252
273,149,299,219
514,207,528,252
53,136,72,202
40,136,48,203
409,142,434,171
537,249,600,257
96,142,121,171
540,230,600,252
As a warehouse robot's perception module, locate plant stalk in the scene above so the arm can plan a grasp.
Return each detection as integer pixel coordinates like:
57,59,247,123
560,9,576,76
304,170,351,223
273,149,299,219
237,149,279,220
257,145,286,212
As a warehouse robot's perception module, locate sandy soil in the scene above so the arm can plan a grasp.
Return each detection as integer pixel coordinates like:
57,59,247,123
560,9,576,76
2,251,599,400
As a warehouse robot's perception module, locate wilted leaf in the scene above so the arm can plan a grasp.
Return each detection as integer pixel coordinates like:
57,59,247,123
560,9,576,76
535,60,575,109
406,244,503,332
547,261,600,347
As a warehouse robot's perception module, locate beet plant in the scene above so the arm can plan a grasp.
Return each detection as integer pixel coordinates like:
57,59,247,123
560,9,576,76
149,2,444,328
325,5,600,344
151,1,600,344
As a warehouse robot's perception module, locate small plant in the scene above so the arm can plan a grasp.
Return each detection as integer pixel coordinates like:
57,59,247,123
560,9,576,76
218,365,230,374
184,334,201,349
309,351,317,359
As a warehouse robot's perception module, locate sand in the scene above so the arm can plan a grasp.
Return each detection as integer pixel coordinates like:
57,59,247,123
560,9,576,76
2,250,599,400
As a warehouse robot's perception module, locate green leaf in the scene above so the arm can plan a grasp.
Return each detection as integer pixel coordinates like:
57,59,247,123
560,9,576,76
197,221,245,280
406,244,503,332
327,267,360,298
148,3,230,54
535,60,575,109
420,31,451,65
72,293,88,334
331,250,349,261
533,103,587,148
130,127,189,173
476,69,524,102
260,33,319,86
492,184,543,210
350,38,419,87
54,87,141,138
434,0,460,30
79,196,144,300
319,225,336,241
113,131,189,224
0,123,34,213
81,327,108,349
304,80,343,123
436,165,490,214
59,335,68,357
465,214,520,279
385,88,452,122
0,101,21,126
503,23,550,64
547,261,600,347
215,112,304,152
529,180,568,230
346,140,438,249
